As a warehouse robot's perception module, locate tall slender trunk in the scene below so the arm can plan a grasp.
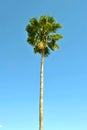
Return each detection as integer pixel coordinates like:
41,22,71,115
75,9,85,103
39,50,44,130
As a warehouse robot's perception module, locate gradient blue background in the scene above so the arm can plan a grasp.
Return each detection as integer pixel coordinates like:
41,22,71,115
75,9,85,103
0,0,87,130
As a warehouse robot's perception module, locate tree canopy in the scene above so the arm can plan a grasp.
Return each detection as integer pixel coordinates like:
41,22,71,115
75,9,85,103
26,15,63,57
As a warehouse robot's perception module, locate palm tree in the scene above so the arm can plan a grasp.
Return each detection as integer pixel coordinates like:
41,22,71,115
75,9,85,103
26,15,63,130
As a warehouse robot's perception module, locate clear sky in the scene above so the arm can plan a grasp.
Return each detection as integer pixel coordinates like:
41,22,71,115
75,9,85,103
0,0,87,130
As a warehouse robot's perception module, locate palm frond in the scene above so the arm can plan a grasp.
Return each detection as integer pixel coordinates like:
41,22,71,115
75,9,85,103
47,16,55,24
49,34,63,40
48,40,60,51
30,18,39,27
26,15,63,57
53,43,60,50
44,47,50,57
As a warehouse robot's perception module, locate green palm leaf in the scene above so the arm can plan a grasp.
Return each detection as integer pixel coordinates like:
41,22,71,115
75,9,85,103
26,15,63,57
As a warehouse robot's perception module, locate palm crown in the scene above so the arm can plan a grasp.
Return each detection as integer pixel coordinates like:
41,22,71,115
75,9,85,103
26,15,63,57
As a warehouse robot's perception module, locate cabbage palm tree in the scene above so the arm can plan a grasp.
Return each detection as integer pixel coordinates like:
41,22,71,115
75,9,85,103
26,15,63,130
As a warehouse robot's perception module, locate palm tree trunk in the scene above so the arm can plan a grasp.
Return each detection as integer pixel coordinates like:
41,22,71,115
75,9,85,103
39,50,44,130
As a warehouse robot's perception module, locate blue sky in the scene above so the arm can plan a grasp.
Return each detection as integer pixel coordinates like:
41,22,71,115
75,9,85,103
0,0,87,130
